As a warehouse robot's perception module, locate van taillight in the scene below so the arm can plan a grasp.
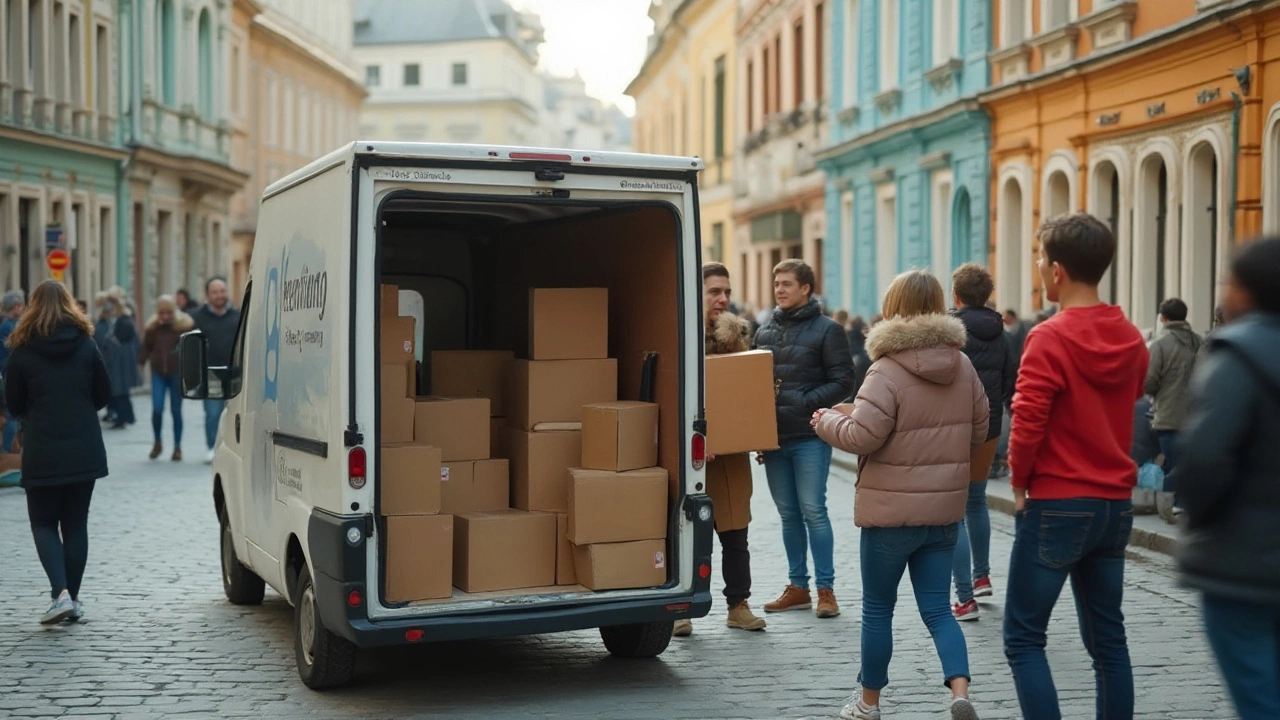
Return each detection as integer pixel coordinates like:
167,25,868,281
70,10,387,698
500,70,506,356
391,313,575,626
348,448,367,489
691,432,706,471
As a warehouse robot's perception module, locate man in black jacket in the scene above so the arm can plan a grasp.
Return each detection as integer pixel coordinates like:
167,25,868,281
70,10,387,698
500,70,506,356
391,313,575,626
753,259,853,619
191,277,241,464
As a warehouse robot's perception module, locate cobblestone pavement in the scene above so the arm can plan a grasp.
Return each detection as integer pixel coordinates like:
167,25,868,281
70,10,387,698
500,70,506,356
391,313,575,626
0,402,1230,719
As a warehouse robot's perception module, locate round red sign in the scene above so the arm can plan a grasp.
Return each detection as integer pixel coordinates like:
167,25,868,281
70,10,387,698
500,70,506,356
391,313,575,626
46,249,70,271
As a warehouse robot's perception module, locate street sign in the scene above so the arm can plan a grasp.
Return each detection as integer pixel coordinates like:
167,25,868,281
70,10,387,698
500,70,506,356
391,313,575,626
47,249,70,272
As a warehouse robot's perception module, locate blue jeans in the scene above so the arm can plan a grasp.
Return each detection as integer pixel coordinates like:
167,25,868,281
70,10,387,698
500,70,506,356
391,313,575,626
1004,499,1135,720
1201,594,1280,720
1156,430,1179,498
859,524,970,690
952,481,992,603
203,399,225,450
151,371,183,446
764,436,835,590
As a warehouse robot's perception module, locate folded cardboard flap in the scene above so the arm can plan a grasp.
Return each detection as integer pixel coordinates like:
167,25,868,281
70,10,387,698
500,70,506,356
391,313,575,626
440,459,509,513
380,444,442,516
529,288,609,360
573,540,667,591
385,514,453,602
414,396,490,461
705,350,779,455
508,429,581,512
567,467,668,545
430,350,515,416
453,509,556,593
506,359,618,431
581,401,659,472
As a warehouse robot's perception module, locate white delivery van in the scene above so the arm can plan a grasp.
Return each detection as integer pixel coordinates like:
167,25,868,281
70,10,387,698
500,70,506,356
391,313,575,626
178,142,716,690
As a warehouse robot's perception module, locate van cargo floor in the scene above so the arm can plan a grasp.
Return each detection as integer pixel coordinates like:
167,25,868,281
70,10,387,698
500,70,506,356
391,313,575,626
407,584,591,606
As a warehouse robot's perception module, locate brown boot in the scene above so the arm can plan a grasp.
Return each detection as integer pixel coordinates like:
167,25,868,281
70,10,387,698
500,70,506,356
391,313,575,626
149,441,162,460
171,448,182,462
726,602,767,630
672,619,693,637
763,584,812,613
816,587,840,618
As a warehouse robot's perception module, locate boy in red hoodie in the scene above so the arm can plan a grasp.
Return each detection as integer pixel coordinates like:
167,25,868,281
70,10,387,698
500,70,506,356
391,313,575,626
1003,213,1149,720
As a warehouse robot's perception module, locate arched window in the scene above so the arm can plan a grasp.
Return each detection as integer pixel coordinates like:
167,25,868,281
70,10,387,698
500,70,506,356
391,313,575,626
1185,142,1220,331
1092,161,1122,305
1045,171,1071,219
198,8,213,118
1136,153,1171,327
952,187,972,265
998,175,1026,312
157,0,176,105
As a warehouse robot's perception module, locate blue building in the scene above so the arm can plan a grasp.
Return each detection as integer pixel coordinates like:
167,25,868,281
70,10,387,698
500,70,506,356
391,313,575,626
817,0,993,317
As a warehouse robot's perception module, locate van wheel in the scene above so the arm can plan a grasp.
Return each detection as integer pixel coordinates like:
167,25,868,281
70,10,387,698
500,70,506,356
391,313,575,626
600,621,674,658
294,564,357,690
220,512,264,605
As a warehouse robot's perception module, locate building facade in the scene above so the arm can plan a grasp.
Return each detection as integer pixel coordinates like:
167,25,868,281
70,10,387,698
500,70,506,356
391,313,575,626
0,0,128,302
544,72,630,152
627,0,738,286
734,0,827,311
353,0,546,146
817,0,993,319
229,0,363,297
983,0,1280,332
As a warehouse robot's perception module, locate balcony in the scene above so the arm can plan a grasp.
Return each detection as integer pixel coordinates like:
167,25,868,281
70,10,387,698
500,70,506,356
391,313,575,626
990,44,1033,83
140,99,231,165
1079,1,1138,53
736,101,828,208
0,81,119,147
1028,24,1081,70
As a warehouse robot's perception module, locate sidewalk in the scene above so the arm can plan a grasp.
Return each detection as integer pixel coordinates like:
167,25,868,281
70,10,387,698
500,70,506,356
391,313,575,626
832,450,1180,556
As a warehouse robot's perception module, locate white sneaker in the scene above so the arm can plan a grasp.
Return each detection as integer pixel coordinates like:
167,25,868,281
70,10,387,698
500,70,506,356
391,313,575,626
204,449,215,464
950,697,979,720
839,696,881,720
67,601,84,623
40,591,76,625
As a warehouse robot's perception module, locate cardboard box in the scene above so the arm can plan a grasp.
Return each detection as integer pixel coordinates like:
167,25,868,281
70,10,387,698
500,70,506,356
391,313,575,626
381,397,415,445
490,417,508,458
440,459,509,513
431,350,515,416
380,444,442,516
385,514,453,602
381,361,415,408
581,401,659,472
555,513,575,585
453,509,556,592
567,468,668,545
705,350,779,455
529,288,609,360
508,429,581,512
572,540,667,591
381,315,416,362
380,283,400,317
506,359,618,431
413,397,490,461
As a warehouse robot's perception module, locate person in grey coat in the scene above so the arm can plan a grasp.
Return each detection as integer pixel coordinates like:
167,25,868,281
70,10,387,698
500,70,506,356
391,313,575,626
1145,297,1203,477
1173,237,1280,720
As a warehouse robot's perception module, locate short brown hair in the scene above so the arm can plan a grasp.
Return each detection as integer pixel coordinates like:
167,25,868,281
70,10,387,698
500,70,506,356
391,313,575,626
951,263,995,308
702,262,730,281
882,270,946,319
1038,213,1115,286
773,259,816,296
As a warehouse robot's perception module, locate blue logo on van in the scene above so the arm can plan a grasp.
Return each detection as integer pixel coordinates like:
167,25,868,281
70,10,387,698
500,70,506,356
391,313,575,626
262,247,284,403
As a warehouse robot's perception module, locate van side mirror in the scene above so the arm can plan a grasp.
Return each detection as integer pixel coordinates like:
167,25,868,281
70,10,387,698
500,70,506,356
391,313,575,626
180,330,227,400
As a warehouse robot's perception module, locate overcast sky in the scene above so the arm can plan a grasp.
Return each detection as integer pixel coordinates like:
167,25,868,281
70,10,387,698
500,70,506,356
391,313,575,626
513,0,654,115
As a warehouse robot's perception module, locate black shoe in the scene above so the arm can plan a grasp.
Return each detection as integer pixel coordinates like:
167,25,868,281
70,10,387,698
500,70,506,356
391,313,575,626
110,422,127,430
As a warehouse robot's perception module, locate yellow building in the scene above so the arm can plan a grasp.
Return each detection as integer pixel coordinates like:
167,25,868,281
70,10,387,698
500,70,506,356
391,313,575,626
627,0,738,274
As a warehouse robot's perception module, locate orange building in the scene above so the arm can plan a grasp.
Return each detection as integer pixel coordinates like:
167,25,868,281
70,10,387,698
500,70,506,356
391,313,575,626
982,0,1280,332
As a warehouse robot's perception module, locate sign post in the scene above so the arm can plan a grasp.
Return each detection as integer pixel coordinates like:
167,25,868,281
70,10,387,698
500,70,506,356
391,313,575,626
47,249,70,283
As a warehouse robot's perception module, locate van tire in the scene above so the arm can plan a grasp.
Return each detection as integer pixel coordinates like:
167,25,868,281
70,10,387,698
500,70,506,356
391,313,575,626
220,513,265,605
294,564,357,690
600,621,674,658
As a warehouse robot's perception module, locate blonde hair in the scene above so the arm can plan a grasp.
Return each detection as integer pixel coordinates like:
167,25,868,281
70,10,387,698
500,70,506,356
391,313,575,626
6,280,94,348
881,270,946,319
155,295,177,313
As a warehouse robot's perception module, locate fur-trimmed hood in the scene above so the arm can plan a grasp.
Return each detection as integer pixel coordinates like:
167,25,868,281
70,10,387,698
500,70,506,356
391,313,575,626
866,314,968,385
145,310,194,333
706,312,751,355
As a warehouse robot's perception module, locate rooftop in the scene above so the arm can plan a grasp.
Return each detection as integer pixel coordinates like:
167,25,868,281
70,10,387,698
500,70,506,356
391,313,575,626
353,0,544,58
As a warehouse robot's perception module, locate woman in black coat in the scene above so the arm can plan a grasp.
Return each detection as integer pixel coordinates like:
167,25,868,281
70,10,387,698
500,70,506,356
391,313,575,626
3,280,111,625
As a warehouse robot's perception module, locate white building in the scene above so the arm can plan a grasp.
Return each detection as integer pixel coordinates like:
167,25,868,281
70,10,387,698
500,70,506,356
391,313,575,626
543,72,630,152
352,0,547,146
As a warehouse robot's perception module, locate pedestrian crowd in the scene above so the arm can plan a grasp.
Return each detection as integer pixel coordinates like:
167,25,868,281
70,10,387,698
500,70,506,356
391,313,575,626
692,214,1280,720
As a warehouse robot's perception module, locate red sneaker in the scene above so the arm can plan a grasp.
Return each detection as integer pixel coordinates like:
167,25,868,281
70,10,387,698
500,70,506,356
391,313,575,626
972,576,994,598
952,599,980,622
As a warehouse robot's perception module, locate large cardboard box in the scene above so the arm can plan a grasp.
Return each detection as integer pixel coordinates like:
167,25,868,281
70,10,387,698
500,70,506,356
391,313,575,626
385,514,453,602
506,359,618,431
555,513,576,585
381,397,415,445
705,350,779,455
380,283,400,317
413,397,490,461
440,459,509,513
529,288,609,360
453,509,556,592
572,540,667,591
380,315,416,362
431,351,515,416
507,429,581,512
567,467,668,545
381,361,415,408
581,401,659,472
380,444,442,516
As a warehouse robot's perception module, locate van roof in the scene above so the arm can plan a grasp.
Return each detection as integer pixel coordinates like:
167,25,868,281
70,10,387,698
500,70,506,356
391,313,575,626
263,142,705,199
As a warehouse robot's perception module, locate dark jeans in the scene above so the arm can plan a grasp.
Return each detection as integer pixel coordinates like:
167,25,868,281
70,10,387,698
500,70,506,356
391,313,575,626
1,410,16,452
151,371,183,445
860,524,970,691
26,481,96,600
1156,430,1179,499
1201,594,1280,720
110,394,135,425
1004,498,1135,720
718,527,751,607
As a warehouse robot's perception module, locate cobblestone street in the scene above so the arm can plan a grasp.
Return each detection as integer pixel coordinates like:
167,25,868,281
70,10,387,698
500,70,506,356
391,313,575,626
0,402,1230,719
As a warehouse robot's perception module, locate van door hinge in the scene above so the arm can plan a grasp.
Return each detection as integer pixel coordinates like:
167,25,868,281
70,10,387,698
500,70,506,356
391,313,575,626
344,425,363,447
363,513,375,538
